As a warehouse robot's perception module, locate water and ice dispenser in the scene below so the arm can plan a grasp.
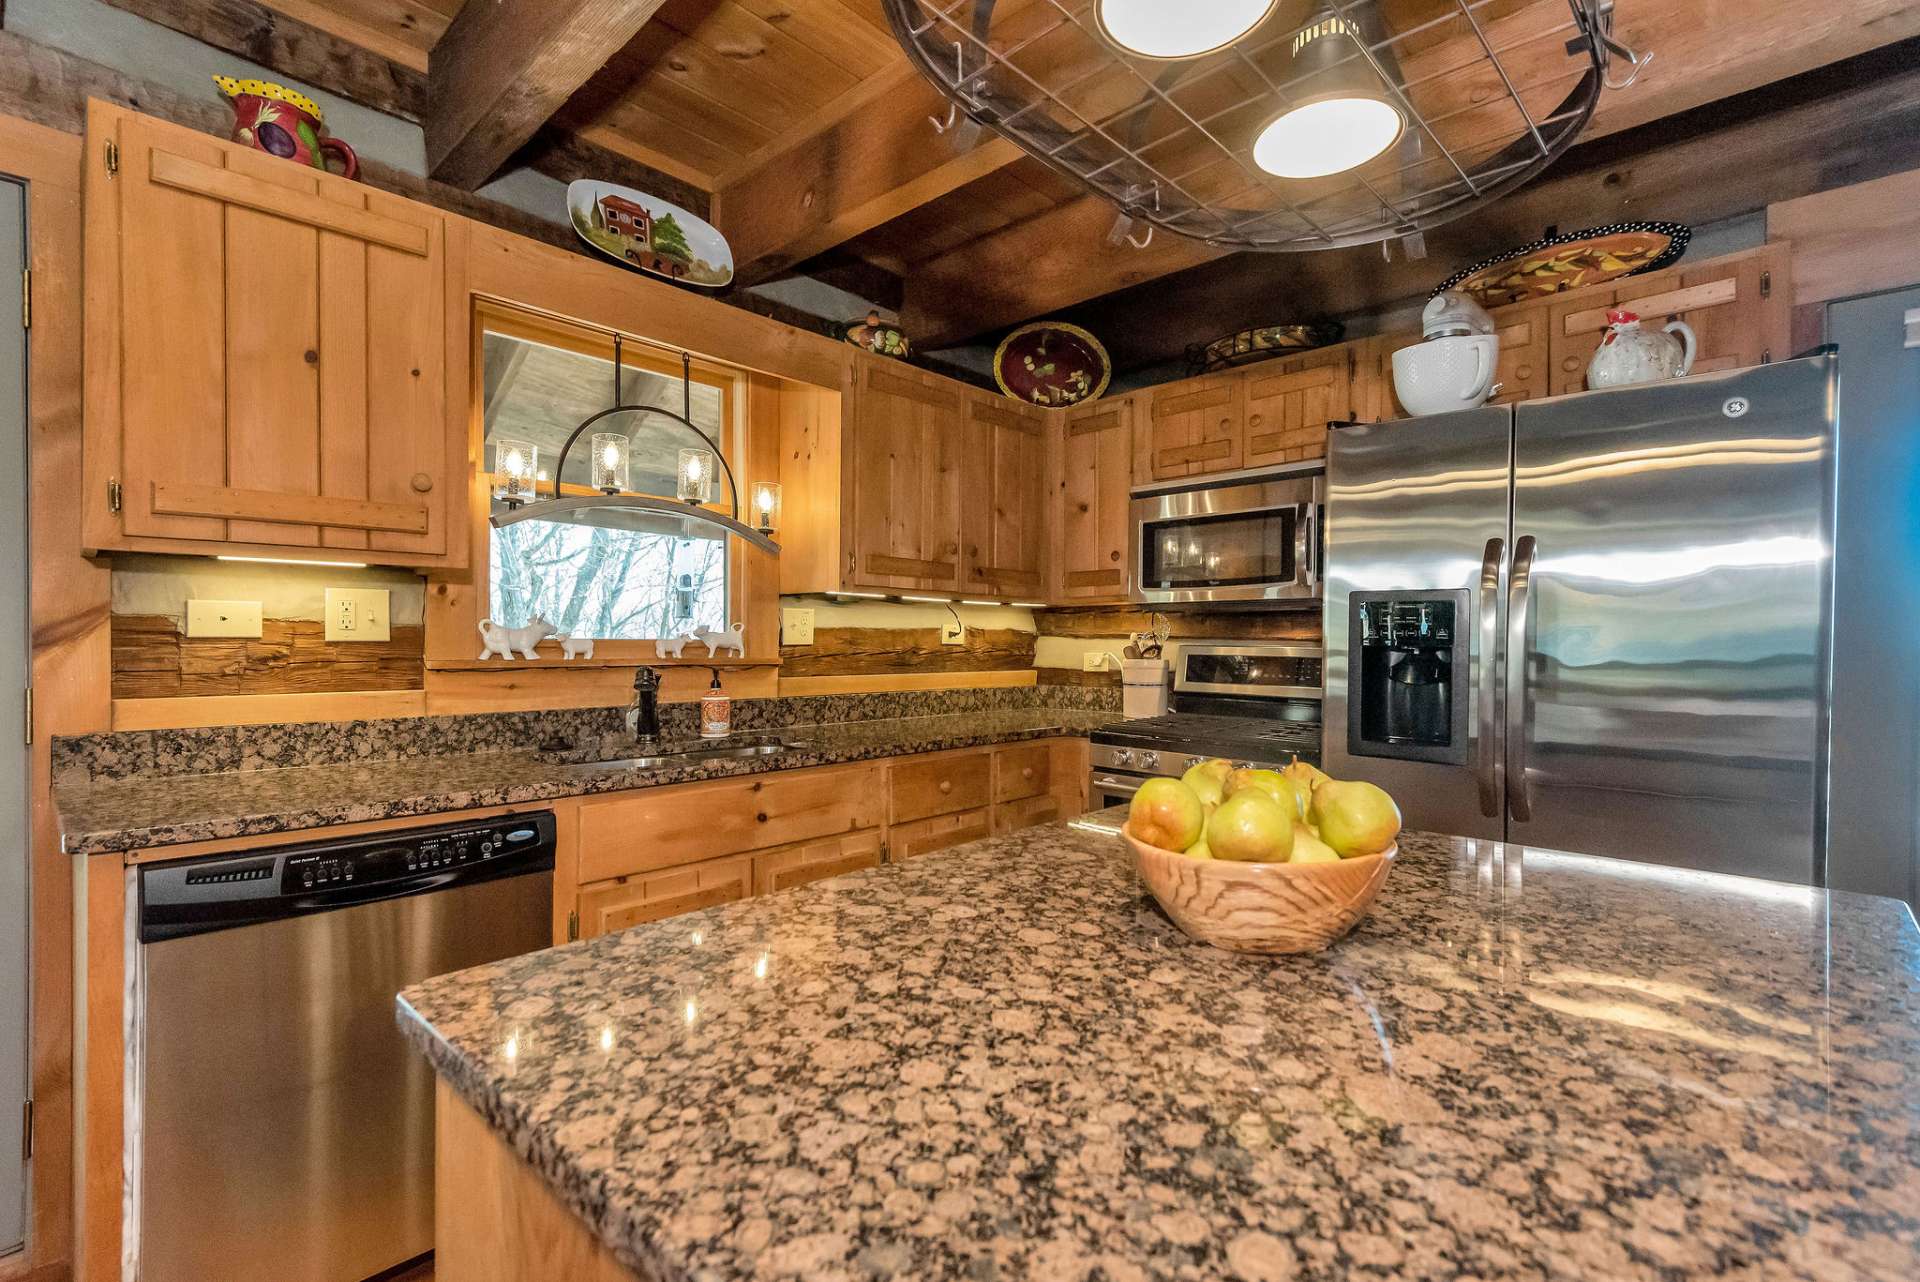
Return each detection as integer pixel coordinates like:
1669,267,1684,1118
1346,590,1470,765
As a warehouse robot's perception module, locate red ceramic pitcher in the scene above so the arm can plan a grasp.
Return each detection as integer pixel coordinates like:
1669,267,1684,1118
214,76,358,180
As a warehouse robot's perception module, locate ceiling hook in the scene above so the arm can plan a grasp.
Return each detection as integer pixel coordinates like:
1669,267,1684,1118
1603,45,1651,90
928,42,965,133
1125,224,1154,250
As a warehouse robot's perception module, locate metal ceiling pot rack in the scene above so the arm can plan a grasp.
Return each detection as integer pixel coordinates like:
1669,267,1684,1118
491,334,780,556
882,0,1644,253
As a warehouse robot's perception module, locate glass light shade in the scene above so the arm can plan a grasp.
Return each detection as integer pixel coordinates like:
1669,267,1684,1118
492,438,537,504
591,432,630,492
676,447,714,504
1252,96,1404,178
750,481,782,533
1098,0,1275,58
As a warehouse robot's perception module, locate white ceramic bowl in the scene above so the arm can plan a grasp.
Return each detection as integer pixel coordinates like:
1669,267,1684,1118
1392,334,1499,416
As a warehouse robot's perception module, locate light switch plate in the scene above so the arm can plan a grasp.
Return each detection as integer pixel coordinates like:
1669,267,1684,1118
780,607,815,646
186,600,263,638
325,588,391,642
941,620,965,646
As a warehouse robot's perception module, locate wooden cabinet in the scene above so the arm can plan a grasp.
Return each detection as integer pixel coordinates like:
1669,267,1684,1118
1242,347,1352,467
83,103,460,566
844,354,966,592
752,829,884,896
890,808,992,859
577,854,754,940
993,742,1052,803
1052,396,1134,603
1489,302,1550,406
1546,246,1790,397
1138,374,1243,483
891,749,993,824
994,794,1063,831
961,393,1048,600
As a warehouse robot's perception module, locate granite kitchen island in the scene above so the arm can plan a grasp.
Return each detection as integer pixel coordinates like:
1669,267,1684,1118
397,812,1920,1282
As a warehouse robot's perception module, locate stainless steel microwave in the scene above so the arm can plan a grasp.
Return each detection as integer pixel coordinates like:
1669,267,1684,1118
1129,465,1322,605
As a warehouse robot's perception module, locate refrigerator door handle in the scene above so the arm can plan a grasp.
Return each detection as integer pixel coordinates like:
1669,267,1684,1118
1505,535,1537,821
1477,536,1505,817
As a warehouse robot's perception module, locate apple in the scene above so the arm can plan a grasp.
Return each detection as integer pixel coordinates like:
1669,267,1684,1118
1180,758,1233,807
1129,777,1206,851
1205,789,1294,863
1309,779,1403,858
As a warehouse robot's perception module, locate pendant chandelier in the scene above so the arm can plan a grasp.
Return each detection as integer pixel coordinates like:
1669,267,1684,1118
490,334,782,556
883,0,1647,254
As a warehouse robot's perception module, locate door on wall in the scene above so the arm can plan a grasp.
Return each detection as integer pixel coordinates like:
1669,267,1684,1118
0,176,27,1257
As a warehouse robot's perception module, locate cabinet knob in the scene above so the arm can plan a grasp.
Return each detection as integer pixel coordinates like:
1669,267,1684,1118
756,811,768,823
938,780,952,795
410,472,433,494
1248,414,1262,428
303,349,318,365
1219,418,1230,430
1562,357,1581,372
1021,766,1034,780
1108,550,1120,562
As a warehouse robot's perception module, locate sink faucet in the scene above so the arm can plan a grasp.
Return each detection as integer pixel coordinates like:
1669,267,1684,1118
627,667,662,743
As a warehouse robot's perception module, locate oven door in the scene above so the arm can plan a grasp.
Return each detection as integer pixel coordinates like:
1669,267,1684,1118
1089,768,1152,811
1130,470,1322,605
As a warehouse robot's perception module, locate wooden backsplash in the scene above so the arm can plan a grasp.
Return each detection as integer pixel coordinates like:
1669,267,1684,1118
1034,608,1321,641
112,615,425,698
779,626,1035,677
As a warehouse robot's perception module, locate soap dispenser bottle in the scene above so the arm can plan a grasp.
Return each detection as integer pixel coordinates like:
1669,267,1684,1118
699,668,730,739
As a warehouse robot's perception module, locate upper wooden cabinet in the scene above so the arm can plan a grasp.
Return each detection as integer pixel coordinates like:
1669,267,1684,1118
83,104,462,567
1051,395,1134,604
962,392,1048,600
1137,373,1243,484
843,355,965,593
1242,346,1352,468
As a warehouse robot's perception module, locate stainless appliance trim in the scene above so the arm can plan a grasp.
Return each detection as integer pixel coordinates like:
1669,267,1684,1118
1129,458,1323,496
1477,536,1505,818
1129,470,1323,605
1172,642,1324,700
1090,772,1146,800
1504,534,1536,821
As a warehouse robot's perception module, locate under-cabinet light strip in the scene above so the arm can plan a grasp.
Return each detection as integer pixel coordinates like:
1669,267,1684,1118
217,555,369,568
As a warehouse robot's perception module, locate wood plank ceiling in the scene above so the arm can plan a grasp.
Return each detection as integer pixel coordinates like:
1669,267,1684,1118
250,0,1920,370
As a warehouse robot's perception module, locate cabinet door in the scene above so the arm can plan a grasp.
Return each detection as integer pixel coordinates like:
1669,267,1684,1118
891,750,993,824
576,854,754,939
1139,375,1241,482
92,109,448,557
1242,347,1351,467
993,741,1053,803
1055,397,1133,603
847,356,964,591
1352,331,1419,422
993,794,1062,834
1547,249,1788,397
1489,302,1551,406
890,808,991,859
751,829,884,895
962,394,1048,599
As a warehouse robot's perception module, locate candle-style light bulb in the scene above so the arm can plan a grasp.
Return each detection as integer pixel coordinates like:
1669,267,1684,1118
677,448,714,504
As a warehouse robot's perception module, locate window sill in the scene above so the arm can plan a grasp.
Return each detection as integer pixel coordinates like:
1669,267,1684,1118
425,656,779,672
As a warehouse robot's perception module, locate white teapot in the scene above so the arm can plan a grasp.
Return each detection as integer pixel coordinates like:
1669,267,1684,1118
1587,309,1696,389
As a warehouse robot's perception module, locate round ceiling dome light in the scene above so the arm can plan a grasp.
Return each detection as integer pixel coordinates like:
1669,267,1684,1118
1253,95,1404,178
1097,0,1277,59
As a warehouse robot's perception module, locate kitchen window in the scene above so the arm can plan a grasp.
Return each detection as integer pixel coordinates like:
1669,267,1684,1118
482,314,736,640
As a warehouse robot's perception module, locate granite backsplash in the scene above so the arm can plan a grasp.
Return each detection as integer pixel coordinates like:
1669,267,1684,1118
53,685,1122,785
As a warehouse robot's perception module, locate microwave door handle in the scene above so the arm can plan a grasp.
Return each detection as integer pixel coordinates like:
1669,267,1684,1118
1504,535,1537,821
1477,536,1505,818
1297,504,1318,591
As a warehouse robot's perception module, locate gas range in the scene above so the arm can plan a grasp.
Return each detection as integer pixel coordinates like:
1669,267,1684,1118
1088,642,1323,807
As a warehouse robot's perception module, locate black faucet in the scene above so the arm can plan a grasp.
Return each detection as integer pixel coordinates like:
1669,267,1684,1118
627,667,662,742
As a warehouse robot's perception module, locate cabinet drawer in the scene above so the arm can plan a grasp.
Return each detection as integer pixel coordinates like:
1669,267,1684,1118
752,829,884,896
576,854,753,939
891,751,992,823
994,742,1053,803
890,808,991,859
578,763,885,883
994,794,1062,833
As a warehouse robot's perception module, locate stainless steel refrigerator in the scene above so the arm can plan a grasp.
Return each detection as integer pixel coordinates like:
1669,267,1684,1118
1323,354,1835,884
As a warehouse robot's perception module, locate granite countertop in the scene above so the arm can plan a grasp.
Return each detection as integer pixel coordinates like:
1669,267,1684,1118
397,812,1920,1281
56,709,1115,855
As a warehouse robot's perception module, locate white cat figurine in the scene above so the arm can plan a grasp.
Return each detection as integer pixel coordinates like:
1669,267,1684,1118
478,615,555,661
694,622,746,657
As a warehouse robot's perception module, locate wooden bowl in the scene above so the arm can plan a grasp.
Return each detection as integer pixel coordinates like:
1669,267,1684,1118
1123,823,1396,955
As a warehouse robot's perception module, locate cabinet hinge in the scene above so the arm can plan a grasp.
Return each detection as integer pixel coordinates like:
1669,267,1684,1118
567,909,579,942
21,1098,31,1160
104,140,119,177
1760,270,1771,299
23,686,31,747
107,478,123,513
19,268,28,330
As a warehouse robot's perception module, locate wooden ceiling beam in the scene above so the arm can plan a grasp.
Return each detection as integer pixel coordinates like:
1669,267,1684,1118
426,0,670,189
900,0,1920,347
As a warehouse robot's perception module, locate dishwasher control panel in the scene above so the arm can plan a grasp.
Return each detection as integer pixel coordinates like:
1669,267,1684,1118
280,819,546,893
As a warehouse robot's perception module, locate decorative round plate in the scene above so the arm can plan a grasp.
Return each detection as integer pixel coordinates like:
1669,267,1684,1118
1433,221,1691,310
1190,320,1344,375
993,322,1112,407
836,310,910,358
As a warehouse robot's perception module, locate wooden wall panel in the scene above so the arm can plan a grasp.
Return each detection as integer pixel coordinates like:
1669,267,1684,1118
110,614,425,698
1034,608,1321,642
778,626,1035,677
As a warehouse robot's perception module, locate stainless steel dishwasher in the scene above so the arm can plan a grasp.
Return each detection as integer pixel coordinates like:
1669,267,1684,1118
131,812,556,1282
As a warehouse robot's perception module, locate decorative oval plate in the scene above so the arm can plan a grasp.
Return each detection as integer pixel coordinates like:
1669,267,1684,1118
567,179,733,289
994,321,1112,407
1192,320,1344,375
1434,221,1691,310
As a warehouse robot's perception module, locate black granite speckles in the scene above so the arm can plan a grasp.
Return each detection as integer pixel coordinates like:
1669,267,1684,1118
397,819,1920,1282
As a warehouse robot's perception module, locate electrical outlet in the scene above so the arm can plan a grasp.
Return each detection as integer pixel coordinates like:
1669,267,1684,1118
186,600,262,638
780,607,815,646
1083,652,1108,672
324,588,391,642
941,620,966,646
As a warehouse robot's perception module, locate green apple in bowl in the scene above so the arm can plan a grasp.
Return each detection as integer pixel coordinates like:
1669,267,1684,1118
1205,790,1295,863
1128,777,1206,852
